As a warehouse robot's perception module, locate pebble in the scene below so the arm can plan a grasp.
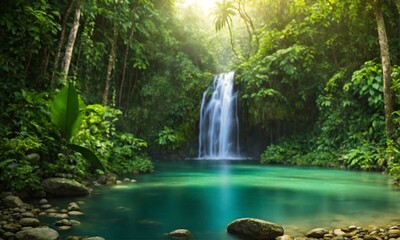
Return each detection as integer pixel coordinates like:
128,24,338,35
55,219,72,226
41,204,52,209
58,225,72,231
70,220,81,225
306,228,329,238
68,211,84,216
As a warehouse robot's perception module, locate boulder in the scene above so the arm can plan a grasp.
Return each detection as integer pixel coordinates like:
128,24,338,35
168,229,192,240
2,196,24,208
42,178,90,197
306,228,329,238
15,227,59,240
227,218,284,240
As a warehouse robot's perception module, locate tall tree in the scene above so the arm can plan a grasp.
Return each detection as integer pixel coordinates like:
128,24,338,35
102,25,118,106
51,0,76,87
118,0,138,107
61,0,81,85
374,0,395,139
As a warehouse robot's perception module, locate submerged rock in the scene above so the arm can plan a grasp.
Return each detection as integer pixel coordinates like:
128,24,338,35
168,229,192,240
15,227,59,240
227,218,284,240
306,228,329,238
42,178,90,197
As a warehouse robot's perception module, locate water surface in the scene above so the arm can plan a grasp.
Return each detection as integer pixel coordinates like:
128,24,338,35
55,160,400,239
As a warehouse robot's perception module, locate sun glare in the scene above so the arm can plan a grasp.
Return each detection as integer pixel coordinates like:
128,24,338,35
179,0,218,11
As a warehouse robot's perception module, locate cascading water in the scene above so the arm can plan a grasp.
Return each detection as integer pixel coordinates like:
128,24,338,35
198,71,240,159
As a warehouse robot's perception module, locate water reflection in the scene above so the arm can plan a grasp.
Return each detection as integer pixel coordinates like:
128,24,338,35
56,161,400,239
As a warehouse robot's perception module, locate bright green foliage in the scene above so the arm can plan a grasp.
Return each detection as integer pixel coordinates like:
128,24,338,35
342,144,386,171
0,90,60,190
51,84,105,171
212,0,236,32
51,83,86,142
74,104,153,173
158,127,184,151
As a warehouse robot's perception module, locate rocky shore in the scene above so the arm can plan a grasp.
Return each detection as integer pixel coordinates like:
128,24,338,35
0,194,104,240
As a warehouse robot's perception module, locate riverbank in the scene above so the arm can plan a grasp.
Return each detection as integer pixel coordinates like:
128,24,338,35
1,192,400,240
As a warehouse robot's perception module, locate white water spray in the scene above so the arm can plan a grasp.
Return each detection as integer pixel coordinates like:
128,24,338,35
198,71,240,159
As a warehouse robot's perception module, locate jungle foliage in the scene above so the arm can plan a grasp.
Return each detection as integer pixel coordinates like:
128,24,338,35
1,0,400,191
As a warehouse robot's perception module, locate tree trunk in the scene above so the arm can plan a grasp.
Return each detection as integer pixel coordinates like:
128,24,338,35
118,1,138,107
227,24,239,58
50,0,76,87
374,0,395,139
60,0,81,86
102,26,119,105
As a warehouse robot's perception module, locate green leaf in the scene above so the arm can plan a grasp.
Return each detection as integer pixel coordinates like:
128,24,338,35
68,144,105,171
51,84,86,141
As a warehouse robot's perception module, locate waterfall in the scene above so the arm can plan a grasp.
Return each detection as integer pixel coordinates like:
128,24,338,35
198,71,240,159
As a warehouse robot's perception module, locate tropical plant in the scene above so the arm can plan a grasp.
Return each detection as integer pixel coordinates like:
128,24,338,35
51,83,104,171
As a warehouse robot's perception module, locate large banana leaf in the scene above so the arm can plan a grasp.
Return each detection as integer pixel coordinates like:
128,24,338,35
51,83,86,141
68,144,105,171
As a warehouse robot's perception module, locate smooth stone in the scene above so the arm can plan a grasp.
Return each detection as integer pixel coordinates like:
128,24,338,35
41,204,52,209
67,202,80,211
227,218,284,240
3,231,16,238
2,196,24,208
39,199,48,205
58,226,72,231
348,225,358,231
55,219,72,226
306,228,329,238
116,180,122,184
130,179,137,183
365,236,380,240
123,178,131,182
277,235,294,240
70,220,81,225
332,236,345,240
41,178,90,197
19,218,40,227
334,229,346,236
60,209,68,213
15,227,59,240
168,229,191,240
20,212,34,218
51,213,69,219
45,209,57,213
388,229,400,238
324,233,334,239
3,223,21,232
68,211,84,216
